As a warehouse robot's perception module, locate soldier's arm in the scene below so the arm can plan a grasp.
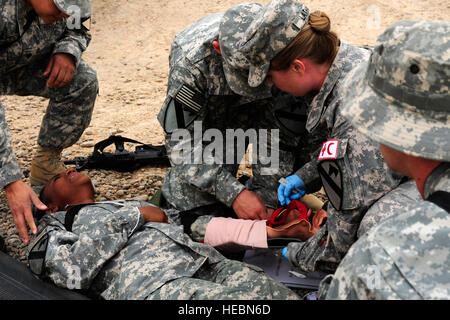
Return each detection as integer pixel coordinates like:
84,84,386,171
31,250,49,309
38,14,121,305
294,146,324,194
0,11,8,47
1,102,48,243
161,64,247,208
43,228,129,290
52,24,91,68
0,102,23,188
0,0,19,69
42,205,144,289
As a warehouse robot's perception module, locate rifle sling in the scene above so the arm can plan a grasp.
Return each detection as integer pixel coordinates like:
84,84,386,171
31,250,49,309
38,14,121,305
64,203,96,232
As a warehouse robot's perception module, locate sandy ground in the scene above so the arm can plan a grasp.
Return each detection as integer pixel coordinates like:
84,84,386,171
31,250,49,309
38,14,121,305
0,0,449,293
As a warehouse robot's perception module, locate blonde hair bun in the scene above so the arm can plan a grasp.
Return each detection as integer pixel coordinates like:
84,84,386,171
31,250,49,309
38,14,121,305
309,11,331,33
270,10,339,69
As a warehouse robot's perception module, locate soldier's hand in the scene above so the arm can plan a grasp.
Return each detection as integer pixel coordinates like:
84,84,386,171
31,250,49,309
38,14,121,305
232,190,268,220
138,206,168,224
278,174,306,206
44,53,76,88
4,180,47,244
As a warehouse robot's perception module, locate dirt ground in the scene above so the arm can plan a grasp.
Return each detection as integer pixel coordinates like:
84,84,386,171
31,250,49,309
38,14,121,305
0,0,449,295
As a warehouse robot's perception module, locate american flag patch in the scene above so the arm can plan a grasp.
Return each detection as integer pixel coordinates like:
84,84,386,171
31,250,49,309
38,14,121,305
175,85,206,114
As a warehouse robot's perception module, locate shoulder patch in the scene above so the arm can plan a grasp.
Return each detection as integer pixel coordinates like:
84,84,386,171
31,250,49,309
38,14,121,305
175,84,206,114
318,139,340,160
318,160,343,211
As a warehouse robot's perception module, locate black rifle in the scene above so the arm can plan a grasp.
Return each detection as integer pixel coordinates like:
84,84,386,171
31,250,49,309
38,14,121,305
64,135,171,172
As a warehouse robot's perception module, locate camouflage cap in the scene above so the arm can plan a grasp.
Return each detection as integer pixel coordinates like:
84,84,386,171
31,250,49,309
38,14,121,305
219,0,310,97
219,2,268,97
340,21,450,161
53,0,91,20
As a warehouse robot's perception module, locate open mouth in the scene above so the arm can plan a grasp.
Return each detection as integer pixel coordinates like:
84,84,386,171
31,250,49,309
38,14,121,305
68,170,80,182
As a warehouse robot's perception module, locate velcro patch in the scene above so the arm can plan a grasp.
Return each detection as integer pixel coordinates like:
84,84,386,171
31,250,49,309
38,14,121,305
318,139,339,160
318,160,343,211
175,85,206,114
292,7,310,30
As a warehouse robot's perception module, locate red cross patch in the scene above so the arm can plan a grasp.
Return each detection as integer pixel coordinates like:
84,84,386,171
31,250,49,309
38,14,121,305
318,139,339,160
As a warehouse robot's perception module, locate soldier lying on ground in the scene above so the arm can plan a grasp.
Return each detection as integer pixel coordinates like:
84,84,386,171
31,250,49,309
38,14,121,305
28,168,300,300
1,0,98,244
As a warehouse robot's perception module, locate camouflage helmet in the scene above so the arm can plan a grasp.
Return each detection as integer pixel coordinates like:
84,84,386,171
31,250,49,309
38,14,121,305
340,21,450,161
219,0,310,97
53,0,91,20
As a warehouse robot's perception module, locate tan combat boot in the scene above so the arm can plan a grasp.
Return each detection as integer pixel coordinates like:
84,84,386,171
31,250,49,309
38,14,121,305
30,146,66,186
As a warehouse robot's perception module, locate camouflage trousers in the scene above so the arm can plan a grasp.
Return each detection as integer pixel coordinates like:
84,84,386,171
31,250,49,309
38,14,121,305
147,258,300,300
0,56,98,149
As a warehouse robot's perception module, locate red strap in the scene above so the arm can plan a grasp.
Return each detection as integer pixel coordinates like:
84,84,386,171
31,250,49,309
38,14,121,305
266,200,309,227
266,207,287,227
293,201,309,221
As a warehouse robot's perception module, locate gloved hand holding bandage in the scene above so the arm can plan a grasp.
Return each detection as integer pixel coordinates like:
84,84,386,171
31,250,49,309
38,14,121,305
278,175,306,206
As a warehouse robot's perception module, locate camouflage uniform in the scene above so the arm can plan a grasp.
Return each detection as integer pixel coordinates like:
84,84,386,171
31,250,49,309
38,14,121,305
319,21,450,299
157,6,320,225
357,179,422,237
221,0,403,272
0,0,98,189
283,41,403,273
29,201,299,300
320,166,450,299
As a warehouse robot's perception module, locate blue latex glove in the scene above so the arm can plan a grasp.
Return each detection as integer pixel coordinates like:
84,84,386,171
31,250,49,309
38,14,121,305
282,247,289,261
277,174,306,206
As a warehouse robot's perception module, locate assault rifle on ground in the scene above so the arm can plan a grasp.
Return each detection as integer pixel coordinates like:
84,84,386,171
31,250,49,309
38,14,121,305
64,135,171,172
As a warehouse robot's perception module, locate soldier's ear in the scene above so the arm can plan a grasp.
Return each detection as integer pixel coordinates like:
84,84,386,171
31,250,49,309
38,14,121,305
212,41,222,55
291,59,306,75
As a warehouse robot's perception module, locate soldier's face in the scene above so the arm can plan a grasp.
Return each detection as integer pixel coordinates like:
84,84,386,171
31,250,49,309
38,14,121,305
267,59,317,97
28,0,69,24
41,168,95,212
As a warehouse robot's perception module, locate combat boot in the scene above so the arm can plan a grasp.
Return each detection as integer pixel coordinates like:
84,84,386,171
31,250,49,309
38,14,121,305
30,146,66,186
